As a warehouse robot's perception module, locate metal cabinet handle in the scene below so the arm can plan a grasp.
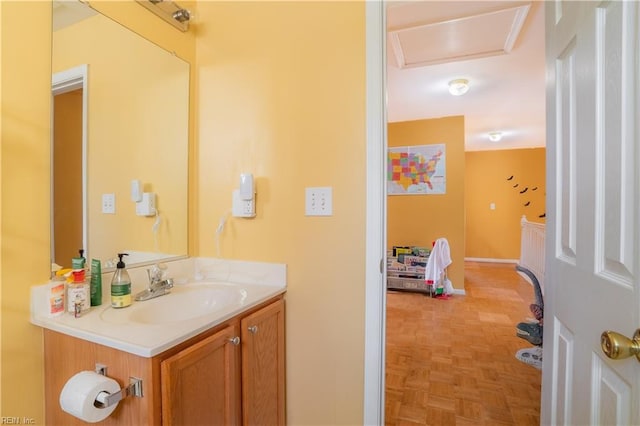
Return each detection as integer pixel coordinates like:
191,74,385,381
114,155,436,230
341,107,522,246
229,336,240,346
248,325,258,334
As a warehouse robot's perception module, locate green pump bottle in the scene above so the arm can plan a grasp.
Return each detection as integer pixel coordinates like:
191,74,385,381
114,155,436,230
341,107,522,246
110,253,132,308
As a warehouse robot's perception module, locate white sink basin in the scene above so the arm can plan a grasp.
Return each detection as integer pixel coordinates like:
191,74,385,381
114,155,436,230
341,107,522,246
100,282,249,325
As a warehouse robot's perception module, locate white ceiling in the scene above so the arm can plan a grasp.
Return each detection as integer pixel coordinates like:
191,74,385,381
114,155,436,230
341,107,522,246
52,0,97,31
386,1,546,152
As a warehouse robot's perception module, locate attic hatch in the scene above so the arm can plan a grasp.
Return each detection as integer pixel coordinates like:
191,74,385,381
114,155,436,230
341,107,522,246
388,2,531,68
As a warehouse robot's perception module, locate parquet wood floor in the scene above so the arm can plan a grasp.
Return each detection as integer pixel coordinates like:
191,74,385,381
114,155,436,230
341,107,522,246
385,261,542,426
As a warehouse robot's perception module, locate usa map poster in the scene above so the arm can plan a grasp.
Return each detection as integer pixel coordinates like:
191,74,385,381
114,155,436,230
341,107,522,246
387,144,446,195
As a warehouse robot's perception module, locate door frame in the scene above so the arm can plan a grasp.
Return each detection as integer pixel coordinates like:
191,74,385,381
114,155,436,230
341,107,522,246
51,64,89,263
364,1,386,424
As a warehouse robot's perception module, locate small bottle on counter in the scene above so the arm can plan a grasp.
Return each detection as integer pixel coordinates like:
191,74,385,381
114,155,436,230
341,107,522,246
67,268,90,318
90,258,103,306
48,278,66,317
71,249,86,271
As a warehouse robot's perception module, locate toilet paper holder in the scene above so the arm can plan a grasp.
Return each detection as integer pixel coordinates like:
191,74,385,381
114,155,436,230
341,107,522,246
93,363,143,409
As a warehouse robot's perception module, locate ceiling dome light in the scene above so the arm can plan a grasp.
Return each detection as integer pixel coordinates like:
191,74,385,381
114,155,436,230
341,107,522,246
488,131,503,142
448,79,469,96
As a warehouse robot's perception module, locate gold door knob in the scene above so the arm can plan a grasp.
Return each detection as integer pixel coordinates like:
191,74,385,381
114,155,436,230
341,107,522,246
600,329,640,361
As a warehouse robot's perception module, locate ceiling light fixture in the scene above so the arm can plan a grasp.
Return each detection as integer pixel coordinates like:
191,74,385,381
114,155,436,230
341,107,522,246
172,8,191,23
448,79,470,96
488,131,503,142
137,0,190,31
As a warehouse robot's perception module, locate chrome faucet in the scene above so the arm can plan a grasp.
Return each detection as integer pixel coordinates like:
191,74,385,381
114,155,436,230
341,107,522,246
134,264,174,301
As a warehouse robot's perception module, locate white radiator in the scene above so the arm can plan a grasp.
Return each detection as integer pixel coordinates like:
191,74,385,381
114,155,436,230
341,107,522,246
519,215,546,294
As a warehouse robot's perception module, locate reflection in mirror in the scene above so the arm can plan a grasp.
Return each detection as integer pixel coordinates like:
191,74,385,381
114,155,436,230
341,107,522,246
52,0,189,271
52,66,86,269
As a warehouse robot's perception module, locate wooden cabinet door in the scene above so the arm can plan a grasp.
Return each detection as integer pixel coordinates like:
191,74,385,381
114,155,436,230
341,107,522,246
161,324,241,426
241,299,285,426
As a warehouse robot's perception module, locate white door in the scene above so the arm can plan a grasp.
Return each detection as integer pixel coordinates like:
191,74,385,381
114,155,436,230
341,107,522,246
543,1,640,424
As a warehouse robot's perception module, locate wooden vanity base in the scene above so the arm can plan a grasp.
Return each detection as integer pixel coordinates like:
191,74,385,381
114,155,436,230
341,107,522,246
44,295,285,426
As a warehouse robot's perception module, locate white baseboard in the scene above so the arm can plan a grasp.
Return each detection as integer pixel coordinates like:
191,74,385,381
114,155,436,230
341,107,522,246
465,257,519,264
452,288,466,296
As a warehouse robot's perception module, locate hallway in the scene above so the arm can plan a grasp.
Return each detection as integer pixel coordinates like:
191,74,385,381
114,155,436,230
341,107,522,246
385,261,542,425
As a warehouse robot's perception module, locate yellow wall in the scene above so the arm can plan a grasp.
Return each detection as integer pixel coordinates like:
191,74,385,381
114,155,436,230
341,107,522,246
0,0,3,407
1,1,52,421
465,148,546,259
195,2,366,423
1,1,196,423
387,116,466,290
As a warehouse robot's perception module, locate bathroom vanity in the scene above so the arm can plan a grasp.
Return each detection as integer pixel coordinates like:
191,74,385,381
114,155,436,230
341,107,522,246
32,258,286,425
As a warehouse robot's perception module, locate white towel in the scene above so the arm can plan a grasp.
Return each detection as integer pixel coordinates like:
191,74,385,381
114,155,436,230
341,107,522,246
424,238,452,285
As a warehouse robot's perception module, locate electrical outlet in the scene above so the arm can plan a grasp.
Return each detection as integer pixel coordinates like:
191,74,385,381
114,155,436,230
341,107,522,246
102,193,115,214
305,187,332,216
232,189,255,218
243,199,255,216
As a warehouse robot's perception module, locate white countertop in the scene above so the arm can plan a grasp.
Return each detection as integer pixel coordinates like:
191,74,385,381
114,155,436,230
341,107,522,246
31,258,286,357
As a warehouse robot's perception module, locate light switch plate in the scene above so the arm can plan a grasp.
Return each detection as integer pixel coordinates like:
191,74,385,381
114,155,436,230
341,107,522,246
305,187,332,216
102,193,115,214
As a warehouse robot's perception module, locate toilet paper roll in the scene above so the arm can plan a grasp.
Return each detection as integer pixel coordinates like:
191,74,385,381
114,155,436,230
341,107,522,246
60,371,121,423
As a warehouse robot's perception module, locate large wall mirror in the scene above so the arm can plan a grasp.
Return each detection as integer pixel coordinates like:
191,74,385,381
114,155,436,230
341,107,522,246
51,0,189,271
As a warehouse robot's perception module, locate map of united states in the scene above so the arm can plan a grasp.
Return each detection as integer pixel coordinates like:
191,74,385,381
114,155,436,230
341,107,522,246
388,149,444,191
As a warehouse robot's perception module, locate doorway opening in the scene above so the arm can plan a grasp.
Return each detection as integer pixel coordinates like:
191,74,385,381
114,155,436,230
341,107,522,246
51,65,88,269
381,1,547,424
